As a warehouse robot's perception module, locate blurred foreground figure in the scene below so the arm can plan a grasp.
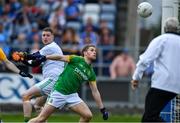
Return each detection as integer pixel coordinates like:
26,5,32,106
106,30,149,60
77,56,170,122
131,17,180,122
0,48,32,123
28,44,108,123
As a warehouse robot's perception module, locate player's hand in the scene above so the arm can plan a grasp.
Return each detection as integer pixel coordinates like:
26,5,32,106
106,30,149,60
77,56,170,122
19,70,33,78
131,80,139,90
100,107,109,120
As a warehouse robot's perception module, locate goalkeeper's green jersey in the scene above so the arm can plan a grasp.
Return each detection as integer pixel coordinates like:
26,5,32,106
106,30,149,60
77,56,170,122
54,55,96,95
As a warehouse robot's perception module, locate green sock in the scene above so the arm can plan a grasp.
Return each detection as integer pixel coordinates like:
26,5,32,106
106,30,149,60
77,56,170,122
24,117,30,123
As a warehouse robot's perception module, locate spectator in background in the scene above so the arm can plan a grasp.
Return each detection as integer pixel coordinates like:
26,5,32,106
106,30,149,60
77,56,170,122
98,27,115,76
13,10,31,35
61,27,80,55
48,5,66,28
0,22,10,57
81,17,98,33
0,12,14,41
99,27,114,46
3,3,14,18
80,25,99,47
48,6,64,45
9,0,22,12
65,0,80,22
110,48,135,79
12,33,29,52
23,1,40,23
27,22,40,45
36,5,49,30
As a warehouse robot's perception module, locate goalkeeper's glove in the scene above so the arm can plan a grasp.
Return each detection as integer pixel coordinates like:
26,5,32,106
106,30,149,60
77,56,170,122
12,52,25,61
100,107,109,120
12,51,44,62
19,70,33,78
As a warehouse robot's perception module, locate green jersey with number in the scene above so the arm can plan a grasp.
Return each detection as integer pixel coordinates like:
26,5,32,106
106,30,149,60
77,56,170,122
54,55,96,95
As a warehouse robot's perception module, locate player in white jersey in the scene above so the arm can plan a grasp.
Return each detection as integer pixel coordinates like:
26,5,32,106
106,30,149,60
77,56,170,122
19,27,64,122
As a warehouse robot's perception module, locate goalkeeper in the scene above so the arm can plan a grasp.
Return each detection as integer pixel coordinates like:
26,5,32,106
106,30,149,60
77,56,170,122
28,44,108,123
131,17,180,122
0,48,32,123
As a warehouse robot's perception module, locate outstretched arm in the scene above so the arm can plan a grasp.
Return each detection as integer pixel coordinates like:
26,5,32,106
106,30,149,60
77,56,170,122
4,59,20,73
89,81,108,120
46,55,70,62
3,59,33,78
89,82,104,109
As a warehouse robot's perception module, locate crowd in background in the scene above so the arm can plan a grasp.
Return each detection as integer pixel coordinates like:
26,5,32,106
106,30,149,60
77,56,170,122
0,0,153,78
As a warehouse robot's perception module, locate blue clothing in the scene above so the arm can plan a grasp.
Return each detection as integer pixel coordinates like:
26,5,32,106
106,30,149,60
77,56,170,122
65,3,80,22
80,32,98,47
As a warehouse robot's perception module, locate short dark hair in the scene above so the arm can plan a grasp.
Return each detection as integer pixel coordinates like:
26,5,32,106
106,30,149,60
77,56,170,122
81,44,96,56
42,27,53,34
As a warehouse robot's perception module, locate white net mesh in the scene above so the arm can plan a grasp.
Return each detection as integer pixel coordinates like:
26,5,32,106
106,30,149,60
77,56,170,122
160,95,180,122
171,95,180,122
171,1,180,122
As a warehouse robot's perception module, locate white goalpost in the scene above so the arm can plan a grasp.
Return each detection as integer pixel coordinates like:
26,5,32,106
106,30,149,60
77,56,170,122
160,0,180,122
161,0,179,33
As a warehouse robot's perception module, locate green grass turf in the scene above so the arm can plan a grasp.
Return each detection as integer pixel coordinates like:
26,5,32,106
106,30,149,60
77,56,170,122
1,113,141,122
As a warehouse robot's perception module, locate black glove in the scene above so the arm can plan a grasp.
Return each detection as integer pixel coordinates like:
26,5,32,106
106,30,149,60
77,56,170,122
24,51,41,60
19,71,33,78
22,59,42,67
100,107,109,120
35,55,47,62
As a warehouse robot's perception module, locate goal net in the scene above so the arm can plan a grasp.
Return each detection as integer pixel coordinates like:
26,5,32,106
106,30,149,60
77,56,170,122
161,95,180,122
160,0,180,122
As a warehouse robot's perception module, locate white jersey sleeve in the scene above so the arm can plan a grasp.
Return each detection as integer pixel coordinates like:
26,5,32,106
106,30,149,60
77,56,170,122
132,35,164,81
39,42,64,79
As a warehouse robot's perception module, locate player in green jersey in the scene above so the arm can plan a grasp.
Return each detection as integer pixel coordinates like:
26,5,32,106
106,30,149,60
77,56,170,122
28,44,108,123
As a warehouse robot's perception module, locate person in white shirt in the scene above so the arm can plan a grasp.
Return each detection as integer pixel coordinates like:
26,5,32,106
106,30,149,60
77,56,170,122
131,17,180,122
20,27,64,122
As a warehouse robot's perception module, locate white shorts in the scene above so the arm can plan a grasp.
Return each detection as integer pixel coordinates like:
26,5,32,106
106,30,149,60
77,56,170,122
35,77,57,96
47,90,83,109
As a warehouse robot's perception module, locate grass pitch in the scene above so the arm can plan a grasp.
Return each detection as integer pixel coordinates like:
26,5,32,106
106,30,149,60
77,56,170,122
2,113,141,122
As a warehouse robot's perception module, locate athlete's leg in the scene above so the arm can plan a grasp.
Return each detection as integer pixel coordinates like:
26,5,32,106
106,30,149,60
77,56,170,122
22,86,41,122
23,77,55,122
28,104,56,123
70,102,93,123
34,96,47,113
